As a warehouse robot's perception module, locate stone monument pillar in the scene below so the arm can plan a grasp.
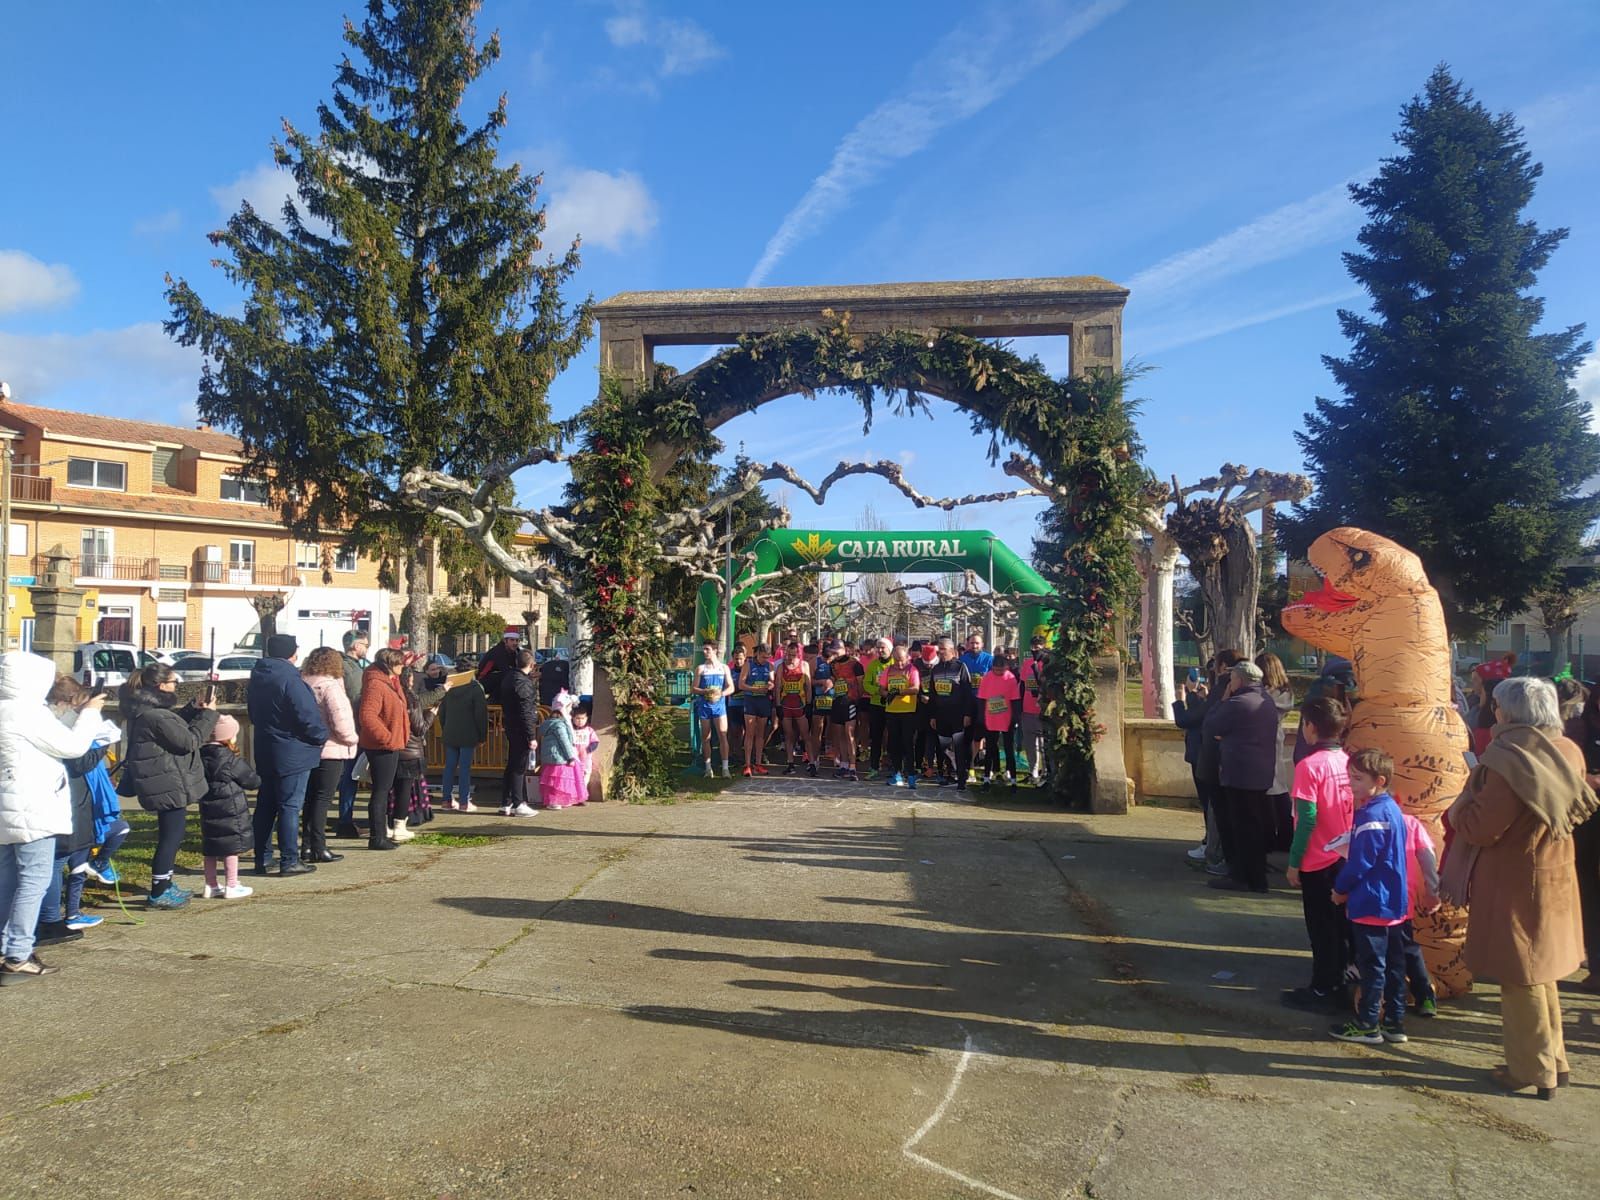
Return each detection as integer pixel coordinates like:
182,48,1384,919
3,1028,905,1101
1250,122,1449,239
28,544,85,676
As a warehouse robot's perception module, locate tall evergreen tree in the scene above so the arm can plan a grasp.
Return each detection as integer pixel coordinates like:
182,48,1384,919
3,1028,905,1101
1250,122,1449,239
1283,66,1597,633
166,0,591,645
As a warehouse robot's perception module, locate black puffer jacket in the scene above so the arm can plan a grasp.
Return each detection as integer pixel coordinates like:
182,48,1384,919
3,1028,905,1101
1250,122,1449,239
198,743,259,857
119,688,219,813
57,744,107,856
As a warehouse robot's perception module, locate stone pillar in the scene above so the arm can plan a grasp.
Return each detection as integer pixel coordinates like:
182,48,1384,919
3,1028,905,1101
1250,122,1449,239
28,545,85,677
1089,653,1130,814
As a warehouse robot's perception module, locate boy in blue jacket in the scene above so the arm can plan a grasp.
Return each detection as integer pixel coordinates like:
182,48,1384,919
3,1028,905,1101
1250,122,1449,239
1330,747,1411,1045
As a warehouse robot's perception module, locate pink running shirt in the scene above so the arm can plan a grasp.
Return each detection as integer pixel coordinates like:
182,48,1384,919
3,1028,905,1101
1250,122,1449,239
977,669,1021,732
1290,745,1353,873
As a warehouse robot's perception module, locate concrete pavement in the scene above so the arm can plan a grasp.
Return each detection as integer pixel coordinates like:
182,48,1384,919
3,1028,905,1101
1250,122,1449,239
3,778,1596,1198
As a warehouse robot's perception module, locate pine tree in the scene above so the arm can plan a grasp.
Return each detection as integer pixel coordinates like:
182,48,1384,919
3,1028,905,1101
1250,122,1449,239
1284,66,1597,633
165,0,591,645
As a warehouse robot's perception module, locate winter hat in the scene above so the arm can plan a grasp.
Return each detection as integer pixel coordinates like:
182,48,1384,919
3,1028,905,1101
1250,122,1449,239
266,633,298,660
1232,661,1264,684
211,714,240,744
551,689,576,713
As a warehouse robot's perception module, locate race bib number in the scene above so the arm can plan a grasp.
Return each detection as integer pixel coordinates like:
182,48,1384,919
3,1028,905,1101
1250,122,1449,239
782,679,804,695
934,678,954,695
1024,677,1039,693
748,679,769,693
814,693,833,711
986,696,1009,715
888,675,909,694
703,687,723,702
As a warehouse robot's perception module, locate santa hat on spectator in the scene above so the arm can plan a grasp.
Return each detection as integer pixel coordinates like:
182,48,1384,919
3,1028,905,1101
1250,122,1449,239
1474,652,1516,682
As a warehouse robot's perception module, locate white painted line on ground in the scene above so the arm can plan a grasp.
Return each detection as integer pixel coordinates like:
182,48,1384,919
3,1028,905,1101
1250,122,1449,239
902,1034,1033,1200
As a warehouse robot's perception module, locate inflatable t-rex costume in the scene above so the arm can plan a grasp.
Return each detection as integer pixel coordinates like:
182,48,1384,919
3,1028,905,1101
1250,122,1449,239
1281,527,1472,997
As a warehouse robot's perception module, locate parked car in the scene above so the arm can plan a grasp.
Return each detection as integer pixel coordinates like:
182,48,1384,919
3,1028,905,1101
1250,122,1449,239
73,642,139,690
170,652,262,682
139,650,178,669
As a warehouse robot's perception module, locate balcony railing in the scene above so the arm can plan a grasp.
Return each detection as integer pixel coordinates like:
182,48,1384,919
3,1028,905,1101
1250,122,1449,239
31,554,164,581
8,474,52,502
192,556,300,586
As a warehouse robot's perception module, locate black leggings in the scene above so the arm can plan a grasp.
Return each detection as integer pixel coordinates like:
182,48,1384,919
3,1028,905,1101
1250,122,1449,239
502,738,531,810
150,807,187,879
985,727,1016,777
365,750,400,837
302,758,343,857
868,705,888,770
885,711,919,777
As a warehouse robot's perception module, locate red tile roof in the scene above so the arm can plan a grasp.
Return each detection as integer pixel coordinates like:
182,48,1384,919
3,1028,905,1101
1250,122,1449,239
0,399,244,456
42,483,290,527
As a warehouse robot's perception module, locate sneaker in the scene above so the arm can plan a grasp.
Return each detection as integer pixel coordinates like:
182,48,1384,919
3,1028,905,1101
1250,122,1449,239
844,771,860,782
513,803,538,816
1414,996,1438,1019
202,884,229,899
498,805,514,816
0,954,59,985
63,913,104,931
461,801,479,813
1281,986,1338,1013
754,764,769,776
84,859,119,885
807,763,818,778
722,764,733,779
783,762,796,776
888,773,905,788
147,887,190,910
1186,844,1207,861
1204,862,1230,877
906,775,918,791
863,770,879,781
703,761,716,777
742,766,753,777
1380,1024,1409,1044
221,884,254,900
1329,1020,1383,1045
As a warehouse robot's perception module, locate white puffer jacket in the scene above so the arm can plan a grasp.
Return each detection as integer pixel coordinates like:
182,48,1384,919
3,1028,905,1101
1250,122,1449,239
0,652,104,845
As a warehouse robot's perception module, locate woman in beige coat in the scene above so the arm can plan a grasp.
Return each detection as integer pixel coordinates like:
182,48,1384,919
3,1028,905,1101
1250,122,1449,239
1449,676,1599,1098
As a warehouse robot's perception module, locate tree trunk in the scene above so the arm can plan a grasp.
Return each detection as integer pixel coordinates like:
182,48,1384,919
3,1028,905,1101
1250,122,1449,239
1193,521,1259,661
400,546,433,652
1547,618,1575,674
1137,530,1181,718
566,597,594,695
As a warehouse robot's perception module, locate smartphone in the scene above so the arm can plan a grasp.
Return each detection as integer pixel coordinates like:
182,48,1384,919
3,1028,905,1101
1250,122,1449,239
1187,667,1200,684
203,684,218,707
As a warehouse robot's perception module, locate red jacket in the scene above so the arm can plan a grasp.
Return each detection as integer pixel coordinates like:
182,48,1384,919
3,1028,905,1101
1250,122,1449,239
357,667,408,752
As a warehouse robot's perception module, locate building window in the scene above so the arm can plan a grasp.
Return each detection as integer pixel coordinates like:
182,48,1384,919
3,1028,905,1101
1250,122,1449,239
6,521,24,557
334,545,357,572
1494,619,1510,637
157,619,186,649
220,475,269,505
80,528,113,576
493,573,511,599
296,541,322,570
228,539,255,583
66,458,126,491
152,447,180,487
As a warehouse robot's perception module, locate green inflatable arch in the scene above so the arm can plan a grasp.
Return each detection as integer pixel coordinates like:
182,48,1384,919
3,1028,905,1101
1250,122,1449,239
691,527,1057,653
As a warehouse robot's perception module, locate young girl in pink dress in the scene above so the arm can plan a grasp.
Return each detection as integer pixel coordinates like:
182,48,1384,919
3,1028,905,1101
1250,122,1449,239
538,692,587,809
572,702,599,805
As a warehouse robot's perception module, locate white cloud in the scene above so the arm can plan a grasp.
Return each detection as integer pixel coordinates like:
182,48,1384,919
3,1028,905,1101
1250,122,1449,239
1578,351,1600,433
210,162,305,224
745,0,1126,287
132,209,183,239
603,4,723,81
0,249,80,315
0,322,203,422
542,167,659,254
1136,288,1362,355
1127,174,1369,304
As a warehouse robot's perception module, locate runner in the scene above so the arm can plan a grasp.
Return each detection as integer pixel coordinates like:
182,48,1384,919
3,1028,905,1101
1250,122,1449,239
1019,636,1049,786
777,641,817,777
725,642,748,759
829,641,864,782
876,643,923,789
692,641,734,778
960,634,994,782
913,639,940,779
739,641,775,776
860,636,894,779
977,650,1022,792
925,636,975,791
810,645,834,767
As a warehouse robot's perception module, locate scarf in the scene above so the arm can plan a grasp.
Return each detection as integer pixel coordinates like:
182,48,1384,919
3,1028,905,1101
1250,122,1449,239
1479,723,1599,838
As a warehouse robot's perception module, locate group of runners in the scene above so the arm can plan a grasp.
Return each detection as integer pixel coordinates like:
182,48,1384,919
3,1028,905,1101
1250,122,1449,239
691,631,1052,791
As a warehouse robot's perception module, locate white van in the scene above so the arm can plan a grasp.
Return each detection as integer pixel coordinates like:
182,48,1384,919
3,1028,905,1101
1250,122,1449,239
73,643,138,690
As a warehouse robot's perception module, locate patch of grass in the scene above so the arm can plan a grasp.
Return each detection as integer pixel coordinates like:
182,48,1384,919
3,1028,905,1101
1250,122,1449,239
408,831,493,848
83,808,207,900
47,1089,102,1107
1179,1074,1214,1095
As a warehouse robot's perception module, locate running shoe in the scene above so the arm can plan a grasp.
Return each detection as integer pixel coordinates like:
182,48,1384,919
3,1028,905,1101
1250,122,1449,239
147,887,190,910
845,771,860,782
221,884,254,900
889,773,906,788
783,762,796,776
202,884,229,899
498,805,514,816
907,775,918,791
722,764,734,779
703,761,715,777
63,914,104,931
807,763,818,778
754,764,769,776
1328,1021,1382,1045
84,859,119,885
1413,996,1438,1019
513,803,538,816
863,770,879,781
743,766,753,777
1380,1024,1409,1044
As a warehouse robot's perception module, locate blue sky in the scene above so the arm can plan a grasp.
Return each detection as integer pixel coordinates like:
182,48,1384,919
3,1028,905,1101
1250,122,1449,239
2,0,1598,564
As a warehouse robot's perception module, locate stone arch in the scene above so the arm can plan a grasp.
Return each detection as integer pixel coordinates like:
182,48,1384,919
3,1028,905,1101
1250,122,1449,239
575,277,1139,812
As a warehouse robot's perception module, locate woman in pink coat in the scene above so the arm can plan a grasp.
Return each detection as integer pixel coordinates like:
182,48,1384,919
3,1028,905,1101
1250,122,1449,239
302,646,360,861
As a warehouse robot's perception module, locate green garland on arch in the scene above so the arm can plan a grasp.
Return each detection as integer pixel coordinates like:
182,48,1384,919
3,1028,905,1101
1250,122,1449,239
575,317,1145,804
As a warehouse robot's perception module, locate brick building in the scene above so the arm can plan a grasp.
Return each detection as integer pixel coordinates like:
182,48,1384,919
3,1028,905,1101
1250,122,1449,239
1,397,390,655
